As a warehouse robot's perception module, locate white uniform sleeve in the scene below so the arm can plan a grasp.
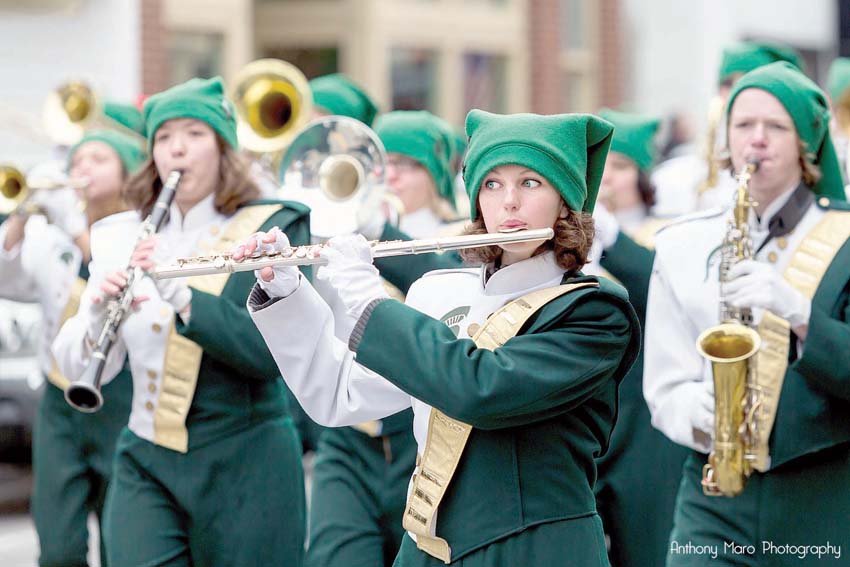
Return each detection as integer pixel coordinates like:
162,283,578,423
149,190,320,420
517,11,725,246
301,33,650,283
0,220,41,302
643,247,714,453
51,272,127,385
249,277,411,427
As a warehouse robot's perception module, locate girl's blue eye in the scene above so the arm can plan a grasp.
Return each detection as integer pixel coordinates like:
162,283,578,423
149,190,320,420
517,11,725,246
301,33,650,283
522,179,541,188
484,180,501,189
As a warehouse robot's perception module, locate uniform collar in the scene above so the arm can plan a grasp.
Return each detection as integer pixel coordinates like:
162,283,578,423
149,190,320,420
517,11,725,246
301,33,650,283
167,193,224,232
751,182,801,232
481,251,564,295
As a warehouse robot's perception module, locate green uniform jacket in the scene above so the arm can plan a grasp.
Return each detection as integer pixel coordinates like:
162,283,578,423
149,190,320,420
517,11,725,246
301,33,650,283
173,199,311,450
770,199,850,468
354,275,640,560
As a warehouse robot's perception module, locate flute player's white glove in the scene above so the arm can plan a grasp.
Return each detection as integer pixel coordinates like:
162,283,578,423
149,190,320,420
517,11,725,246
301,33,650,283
233,227,301,299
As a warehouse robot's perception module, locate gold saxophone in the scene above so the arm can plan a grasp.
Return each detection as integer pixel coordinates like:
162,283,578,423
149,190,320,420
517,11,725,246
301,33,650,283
695,159,763,497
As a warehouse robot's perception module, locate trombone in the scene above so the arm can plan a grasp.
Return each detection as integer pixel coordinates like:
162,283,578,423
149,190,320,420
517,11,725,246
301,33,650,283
0,164,88,216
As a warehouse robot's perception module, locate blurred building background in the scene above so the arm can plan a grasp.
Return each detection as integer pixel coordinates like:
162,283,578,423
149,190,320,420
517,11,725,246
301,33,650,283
1,0,843,168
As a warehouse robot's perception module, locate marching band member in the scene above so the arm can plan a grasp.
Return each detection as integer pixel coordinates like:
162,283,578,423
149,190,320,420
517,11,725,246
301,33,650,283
53,77,310,566
826,57,850,188
652,42,804,217
644,62,850,566
1,130,143,567
243,109,640,566
310,72,379,125
305,96,464,566
591,109,689,567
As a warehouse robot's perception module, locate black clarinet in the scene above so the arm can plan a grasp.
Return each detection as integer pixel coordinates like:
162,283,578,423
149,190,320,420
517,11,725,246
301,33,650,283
65,170,183,413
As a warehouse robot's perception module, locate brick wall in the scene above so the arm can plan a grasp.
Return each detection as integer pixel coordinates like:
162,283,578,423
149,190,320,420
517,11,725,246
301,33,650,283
598,0,622,108
529,0,562,114
140,0,168,96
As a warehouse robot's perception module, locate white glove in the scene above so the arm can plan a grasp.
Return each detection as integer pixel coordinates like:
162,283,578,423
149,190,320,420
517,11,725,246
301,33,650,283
251,227,301,298
150,239,192,312
592,202,620,250
29,187,87,238
725,259,811,328
357,184,397,240
317,234,389,319
692,382,716,449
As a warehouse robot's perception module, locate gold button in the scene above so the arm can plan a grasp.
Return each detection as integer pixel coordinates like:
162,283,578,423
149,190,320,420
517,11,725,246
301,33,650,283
819,197,830,207
467,323,480,336
777,237,787,250
145,401,154,411
209,225,220,235
767,251,778,263
147,369,157,379
152,323,162,333
148,383,157,393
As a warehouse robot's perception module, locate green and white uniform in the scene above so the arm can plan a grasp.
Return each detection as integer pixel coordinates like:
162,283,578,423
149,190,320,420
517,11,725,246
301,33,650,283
53,196,310,567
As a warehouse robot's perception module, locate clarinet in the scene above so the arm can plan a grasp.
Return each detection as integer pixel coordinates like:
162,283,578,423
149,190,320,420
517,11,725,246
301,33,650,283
65,170,183,413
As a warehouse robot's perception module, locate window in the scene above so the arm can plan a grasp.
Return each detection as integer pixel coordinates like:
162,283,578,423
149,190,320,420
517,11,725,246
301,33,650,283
463,53,507,114
167,31,224,87
391,48,438,111
261,47,339,79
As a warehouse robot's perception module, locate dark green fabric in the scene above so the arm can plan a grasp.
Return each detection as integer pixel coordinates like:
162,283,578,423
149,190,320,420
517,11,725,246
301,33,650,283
307,423,417,567
374,223,464,294
143,76,238,150
463,110,614,217
717,42,804,85
667,448,850,566
104,416,305,567
374,111,455,206
355,276,639,560
769,225,850,468
173,200,311,451
310,73,378,126
827,57,850,102
598,232,689,567
598,108,660,171
727,61,845,201
32,372,132,567
103,101,145,136
68,130,146,175
393,516,609,567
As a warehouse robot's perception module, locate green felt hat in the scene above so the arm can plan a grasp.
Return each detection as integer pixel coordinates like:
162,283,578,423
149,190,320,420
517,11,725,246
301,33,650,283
374,110,455,207
598,108,660,171
727,61,845,201
310,73,378,127
827,58,850,103
462,109,614,219
143,76,238,150
103,101,144,136
718,42,804,86
68,130,146,175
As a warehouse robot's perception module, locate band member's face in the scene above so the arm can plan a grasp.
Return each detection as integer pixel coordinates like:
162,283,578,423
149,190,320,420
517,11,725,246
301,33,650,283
599,152,641,212
385,153,436,214
728,88,802,203
69,140,124,205
152,118,221,212
478,164,566,266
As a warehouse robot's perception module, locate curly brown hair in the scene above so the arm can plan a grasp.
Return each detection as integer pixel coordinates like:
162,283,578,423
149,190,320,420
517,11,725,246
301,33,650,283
122,136,261,218
460,207,595,272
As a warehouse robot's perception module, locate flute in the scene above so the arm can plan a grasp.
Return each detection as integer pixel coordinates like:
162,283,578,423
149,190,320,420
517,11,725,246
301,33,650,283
152,228,555,279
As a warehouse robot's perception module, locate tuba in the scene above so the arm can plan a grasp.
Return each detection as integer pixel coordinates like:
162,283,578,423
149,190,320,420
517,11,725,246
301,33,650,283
0,164,88,216
279,116,388,239
696,159,762,497
42,81,144,146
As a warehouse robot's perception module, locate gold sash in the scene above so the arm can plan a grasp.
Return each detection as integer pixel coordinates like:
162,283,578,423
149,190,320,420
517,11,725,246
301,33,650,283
47,277,88,391
752,209,850,471
153,204,282,452
404,281,599,563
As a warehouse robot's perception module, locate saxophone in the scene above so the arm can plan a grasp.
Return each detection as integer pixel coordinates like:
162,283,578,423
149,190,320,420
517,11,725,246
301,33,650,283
695,159,763,497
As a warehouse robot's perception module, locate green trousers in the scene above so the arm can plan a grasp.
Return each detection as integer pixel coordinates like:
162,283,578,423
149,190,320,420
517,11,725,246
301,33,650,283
31,376,132,567
596,399,688,567
667,446,850,566
306,425,418,567
104,416,306,567
392,515,609,567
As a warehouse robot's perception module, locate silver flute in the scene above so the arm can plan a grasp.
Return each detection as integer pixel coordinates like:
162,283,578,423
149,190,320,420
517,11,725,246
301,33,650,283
152,228,555,279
